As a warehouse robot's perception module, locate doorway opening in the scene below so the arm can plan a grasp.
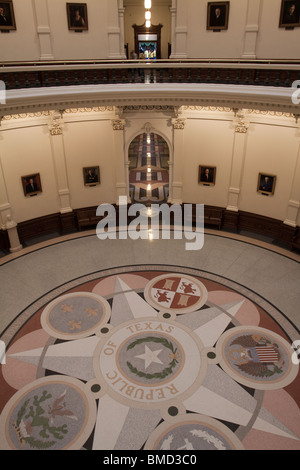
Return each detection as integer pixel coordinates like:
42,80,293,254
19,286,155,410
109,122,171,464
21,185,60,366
133,23,163,59
128,132,169,204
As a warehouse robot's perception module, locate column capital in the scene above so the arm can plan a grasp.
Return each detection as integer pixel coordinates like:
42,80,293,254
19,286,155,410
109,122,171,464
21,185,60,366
112,119,126,130
233,109,249,134
48,110,64,136
235,120,249,134
172,118,186,130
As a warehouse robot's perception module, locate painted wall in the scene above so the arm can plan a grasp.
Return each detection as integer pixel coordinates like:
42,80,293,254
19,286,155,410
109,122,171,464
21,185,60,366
0,0,121,62
47,0,109,60
0,124,60,223
174,0,300,59
63,119,116,209
185,0,248,59
257,0,300,59
0,0,40,61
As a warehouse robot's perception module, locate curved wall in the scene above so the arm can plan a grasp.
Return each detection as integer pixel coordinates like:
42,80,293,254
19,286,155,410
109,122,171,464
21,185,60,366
0,106,299,235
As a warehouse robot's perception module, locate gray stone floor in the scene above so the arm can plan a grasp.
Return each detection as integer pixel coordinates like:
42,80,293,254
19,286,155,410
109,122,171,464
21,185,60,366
0,230,299,335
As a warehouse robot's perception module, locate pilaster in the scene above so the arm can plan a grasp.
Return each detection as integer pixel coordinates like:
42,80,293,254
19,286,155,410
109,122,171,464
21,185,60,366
48,111,72,215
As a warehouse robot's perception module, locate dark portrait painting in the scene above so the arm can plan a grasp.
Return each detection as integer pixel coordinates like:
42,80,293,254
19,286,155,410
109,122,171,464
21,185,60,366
67,3,88,31
0,1,16,31
279,0,300,27
199,166,217,186
207,2,230,30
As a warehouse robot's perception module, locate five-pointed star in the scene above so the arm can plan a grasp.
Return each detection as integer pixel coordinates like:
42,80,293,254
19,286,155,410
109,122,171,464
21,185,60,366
135,345,163,369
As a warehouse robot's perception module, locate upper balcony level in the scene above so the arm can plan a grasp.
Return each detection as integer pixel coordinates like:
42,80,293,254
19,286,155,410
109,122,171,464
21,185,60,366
1,59,300,116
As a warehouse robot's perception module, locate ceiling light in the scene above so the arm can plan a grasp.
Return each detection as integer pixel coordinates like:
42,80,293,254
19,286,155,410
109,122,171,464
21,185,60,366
145,11,151,20
146,20,151,28
144,0,152,9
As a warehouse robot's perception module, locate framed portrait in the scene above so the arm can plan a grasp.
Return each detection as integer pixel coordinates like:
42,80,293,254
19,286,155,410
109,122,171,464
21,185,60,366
199,166,216,186
279,0,300,27
0,1,16,31
207,2,230,30
257,173,276,196
83,166,100,186
21,173,42,197
67,3,88,31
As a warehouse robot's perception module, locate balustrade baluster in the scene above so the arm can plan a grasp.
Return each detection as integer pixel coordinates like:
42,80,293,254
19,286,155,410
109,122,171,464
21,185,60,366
225,69,230,84
55,71,60,86
14,72,20,88
285,71,291,87
121,68,127,83
35,71,41,87
64,70,69,86
254,69,260,85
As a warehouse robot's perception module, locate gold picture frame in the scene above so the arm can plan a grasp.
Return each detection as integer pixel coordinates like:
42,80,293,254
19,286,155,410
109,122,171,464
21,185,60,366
67,3,88,31
207,2,230,30
83,166,100,186
279,0,300,28
257,173,276,196
21,173,42,197
0,1,16,31
199,166,216,186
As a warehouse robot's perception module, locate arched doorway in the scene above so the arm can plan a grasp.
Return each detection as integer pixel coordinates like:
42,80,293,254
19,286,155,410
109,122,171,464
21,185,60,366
128,132,169,204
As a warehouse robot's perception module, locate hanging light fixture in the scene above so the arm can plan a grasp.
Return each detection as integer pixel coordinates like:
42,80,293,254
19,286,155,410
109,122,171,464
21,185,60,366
145,19,151,28
145,10,151,21
144,0,152,9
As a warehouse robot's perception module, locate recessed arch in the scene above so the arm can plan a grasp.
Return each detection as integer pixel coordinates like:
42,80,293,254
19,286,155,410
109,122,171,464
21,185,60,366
128,131,170,204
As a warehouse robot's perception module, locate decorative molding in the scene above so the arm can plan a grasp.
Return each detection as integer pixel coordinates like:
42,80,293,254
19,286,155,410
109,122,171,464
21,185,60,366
65,107,114,114
182,106,232,113
172,118,186,129
123,105,174,112
143,122,153,134
48,110,64,135
112,119,126,130
233,109,249,134
49,123,63,135
235,119,249,134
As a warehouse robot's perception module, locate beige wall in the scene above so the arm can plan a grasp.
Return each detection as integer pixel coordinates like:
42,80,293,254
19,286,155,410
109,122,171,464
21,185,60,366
63,119,116,209
2,0,299,62
0,0,40,61
239,123,299,219
257,0,300,59
47,0,109,60
1,0,122,62
0,124,60,222
0,108,299,228
176,0,300,60
186,0,248,59
182,118,233,206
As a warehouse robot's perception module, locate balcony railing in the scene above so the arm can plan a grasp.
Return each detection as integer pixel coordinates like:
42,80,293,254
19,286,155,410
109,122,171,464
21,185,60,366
1,60,300,90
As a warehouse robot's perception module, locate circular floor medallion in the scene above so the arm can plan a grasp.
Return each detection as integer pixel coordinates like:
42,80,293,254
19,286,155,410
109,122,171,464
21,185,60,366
1,266,300,450
0,376,97,450
216,326,299,390
94,317,206,409
144,414,244,450
144,274,208,314
41,292,111,340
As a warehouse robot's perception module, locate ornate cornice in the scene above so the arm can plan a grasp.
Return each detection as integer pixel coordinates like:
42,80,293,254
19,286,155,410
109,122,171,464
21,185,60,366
1,84,299,122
